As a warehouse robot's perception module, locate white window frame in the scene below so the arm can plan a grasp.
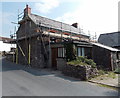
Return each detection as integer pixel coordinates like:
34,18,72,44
58,47,65,58
77,47,85,57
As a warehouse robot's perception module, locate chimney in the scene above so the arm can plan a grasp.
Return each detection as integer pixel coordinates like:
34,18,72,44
72,23,78,28
24,4,31,16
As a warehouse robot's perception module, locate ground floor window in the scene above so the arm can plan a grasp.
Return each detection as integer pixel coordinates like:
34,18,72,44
58,47,65,58
77,47,85,57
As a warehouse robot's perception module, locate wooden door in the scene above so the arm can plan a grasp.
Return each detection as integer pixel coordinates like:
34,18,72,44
51,48,58,69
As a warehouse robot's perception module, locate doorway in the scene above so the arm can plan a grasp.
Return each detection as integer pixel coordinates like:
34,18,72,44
51,48,58,69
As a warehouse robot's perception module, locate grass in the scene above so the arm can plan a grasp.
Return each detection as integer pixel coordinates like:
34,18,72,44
91,70,117,81
98,70,117,79
90,71,118,90
98,84,118,91
98,70,106,75
114,68,120,74
107,72,116,79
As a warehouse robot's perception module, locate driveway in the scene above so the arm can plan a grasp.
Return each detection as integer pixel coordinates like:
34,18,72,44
1,58,118,96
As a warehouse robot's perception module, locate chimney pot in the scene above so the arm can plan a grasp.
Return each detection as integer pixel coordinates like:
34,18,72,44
24,4,31,16
72,23,78,28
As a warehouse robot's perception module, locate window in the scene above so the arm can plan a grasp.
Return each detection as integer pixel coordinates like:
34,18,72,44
78,47,81,56
58,48,65,58
77,47,84,57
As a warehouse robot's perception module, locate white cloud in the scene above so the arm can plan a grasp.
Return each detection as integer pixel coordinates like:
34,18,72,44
55,0,119,38
34,0,59,14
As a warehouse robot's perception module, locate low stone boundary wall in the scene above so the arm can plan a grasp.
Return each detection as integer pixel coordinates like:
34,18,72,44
62,64,98,80
57,58,98,80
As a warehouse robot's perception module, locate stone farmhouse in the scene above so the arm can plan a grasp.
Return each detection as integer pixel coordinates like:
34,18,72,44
14,5,120,71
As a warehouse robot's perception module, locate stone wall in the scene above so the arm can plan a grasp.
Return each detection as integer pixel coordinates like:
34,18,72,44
18,36,49,68
17,19,50,68
56,58,66,71
63,64,98,80
62,64,98,80
57,58,98,80
17,20,37,39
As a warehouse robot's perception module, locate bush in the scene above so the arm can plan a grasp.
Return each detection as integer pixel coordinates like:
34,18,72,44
76,56,85,62
85,59,96,68
91,62,96,68
67,60,88,66
67,56,96,68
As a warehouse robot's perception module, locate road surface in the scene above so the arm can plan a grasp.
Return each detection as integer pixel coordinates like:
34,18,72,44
1,58,118,96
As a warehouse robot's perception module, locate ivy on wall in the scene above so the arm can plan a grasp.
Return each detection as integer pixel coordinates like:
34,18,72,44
64,42,77,61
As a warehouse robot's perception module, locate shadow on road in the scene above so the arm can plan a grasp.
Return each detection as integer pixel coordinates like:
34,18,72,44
1,58,81,82
54,73,82,82
1,58,49,76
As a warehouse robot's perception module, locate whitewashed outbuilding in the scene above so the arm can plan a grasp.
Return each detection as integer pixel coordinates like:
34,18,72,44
0,36,16,52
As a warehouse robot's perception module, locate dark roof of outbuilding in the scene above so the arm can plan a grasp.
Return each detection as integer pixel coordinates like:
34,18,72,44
91,42,120,52
98,32,120,47
29,14,89,37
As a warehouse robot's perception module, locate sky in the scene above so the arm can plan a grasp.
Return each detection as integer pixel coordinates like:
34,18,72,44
0,0,119,39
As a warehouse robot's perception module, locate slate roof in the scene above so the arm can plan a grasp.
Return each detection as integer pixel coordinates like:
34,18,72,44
29,14,89,37
91,42,120,52
98,32,120,47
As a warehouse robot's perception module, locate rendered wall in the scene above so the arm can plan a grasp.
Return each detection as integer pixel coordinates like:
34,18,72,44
0,41,16,52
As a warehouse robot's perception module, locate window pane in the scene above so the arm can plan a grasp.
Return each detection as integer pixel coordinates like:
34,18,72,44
58,48,65,57
63,48,65,57
58,48,61,57
60,48,62,57
78,47,81,57
77,47,85,57
82,48,84,56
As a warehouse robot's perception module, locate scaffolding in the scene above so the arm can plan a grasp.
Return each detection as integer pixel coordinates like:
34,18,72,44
10,9,97,67
10,10,31,66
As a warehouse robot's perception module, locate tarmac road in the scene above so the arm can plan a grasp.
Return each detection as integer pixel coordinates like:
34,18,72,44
1,58,118,96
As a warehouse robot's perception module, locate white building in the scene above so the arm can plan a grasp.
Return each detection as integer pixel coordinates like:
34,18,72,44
0,36,16,52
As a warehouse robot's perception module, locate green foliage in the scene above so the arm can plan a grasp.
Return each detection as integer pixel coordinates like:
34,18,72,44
64,43,96,68
67,56,96,68
98,70,106,75
77,56,96,68
107,72,116,79
84,58,96,68
67,60,88,66
64,43,76,61
114,68,120,74
73,44,77,58
98,70,116,79
76,56,85,62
